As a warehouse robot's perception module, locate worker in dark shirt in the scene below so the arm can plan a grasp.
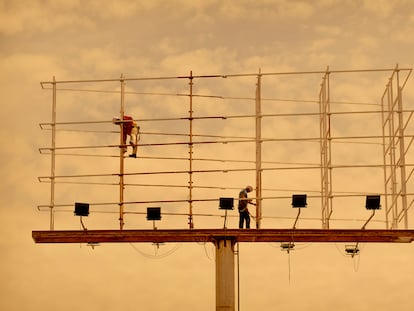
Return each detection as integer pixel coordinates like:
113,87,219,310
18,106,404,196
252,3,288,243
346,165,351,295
238,185,254,229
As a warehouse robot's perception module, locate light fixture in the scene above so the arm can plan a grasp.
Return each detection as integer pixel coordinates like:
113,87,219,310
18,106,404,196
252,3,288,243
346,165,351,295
147,207,161,221
219,197,234,229
365,195,381,210
291,194,307,229
345,244,360,257
147,207,161,230
74,202,89,230
74,202,89,216
292,194,307,208
280,242,295,253
219,197,234,210
362,195,380,230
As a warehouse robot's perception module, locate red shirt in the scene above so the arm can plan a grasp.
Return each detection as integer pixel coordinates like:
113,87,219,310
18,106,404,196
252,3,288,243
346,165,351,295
123,116,133,135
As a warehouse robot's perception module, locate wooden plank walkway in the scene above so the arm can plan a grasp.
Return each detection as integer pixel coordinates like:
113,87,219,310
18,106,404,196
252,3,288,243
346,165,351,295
32,229,414,244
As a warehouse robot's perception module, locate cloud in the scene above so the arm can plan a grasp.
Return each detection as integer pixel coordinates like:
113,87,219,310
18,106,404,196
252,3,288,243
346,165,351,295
0,0,156,35
217,0,314,20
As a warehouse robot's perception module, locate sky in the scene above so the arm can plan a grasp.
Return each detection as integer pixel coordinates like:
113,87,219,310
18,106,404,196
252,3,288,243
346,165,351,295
1,0,414,310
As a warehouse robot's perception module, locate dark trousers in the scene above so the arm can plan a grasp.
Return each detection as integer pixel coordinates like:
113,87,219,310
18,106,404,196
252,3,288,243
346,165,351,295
239,210,250,229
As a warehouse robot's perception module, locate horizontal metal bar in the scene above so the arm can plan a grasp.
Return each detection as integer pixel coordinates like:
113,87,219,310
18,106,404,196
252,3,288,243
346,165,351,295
32,229,414,244
39,68,412,85
38,110,414,127
38,163,414,181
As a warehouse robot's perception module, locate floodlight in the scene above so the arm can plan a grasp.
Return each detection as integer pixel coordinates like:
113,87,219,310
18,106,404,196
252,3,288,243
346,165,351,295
219,197,234,210
365,195,381,210
345,244,360,257
219,197,234,229
74,202,89,216
280,242,295,253
292,194,307,208
147,207,161,221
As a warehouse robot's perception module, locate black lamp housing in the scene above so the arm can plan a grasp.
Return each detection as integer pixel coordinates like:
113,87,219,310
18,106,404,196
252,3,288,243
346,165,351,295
147,207,161,220
292,194,307,208
74,202,89,216
219,197,234,210
365,195,381,210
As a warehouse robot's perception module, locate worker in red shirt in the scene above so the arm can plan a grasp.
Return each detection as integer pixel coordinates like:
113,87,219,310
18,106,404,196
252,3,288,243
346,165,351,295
113,116,140,158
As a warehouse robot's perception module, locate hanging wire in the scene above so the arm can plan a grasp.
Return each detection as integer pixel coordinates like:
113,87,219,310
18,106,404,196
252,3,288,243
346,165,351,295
129,242,182,259
198,242,214,261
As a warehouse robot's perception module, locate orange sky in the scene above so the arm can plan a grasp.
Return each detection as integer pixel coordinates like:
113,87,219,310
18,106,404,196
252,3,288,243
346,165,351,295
1,1,414,310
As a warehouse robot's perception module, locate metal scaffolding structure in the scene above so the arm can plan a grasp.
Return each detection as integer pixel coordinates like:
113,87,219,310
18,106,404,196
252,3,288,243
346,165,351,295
381,65,413,228
35,66,414,311
38,67,414,231
319,68,333,229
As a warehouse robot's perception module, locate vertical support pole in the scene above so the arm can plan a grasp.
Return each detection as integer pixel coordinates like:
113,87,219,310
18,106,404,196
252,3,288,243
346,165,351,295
396,68,409,228
255,70,262,229
381,85,390,228
319,75,326,228
215,239,235,311
119,75,125,230
389,72,399,228
383,69,399,229
188,71,194,229
319,68,332,229
380,65,410,229
235,242,240,311
50,76,57,230
327,72,333,226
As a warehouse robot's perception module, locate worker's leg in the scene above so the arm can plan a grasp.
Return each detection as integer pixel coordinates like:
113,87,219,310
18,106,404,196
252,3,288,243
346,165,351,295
239,213,244,228
129,128,138,157
245,212,250,229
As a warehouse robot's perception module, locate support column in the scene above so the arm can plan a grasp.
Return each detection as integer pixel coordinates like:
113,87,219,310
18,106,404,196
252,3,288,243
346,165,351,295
255,71,262,229
119,75,125,230
188,71,194,229
319,68,332,229
50,76,57,230
396,69,409,229
215,239,235,311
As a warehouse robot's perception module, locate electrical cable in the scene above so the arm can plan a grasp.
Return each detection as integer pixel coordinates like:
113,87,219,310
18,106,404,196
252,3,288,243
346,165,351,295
199,242,214,261
129,242,182,259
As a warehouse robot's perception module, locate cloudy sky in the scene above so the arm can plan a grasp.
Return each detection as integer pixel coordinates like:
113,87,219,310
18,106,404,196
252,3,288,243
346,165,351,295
2,1,414,310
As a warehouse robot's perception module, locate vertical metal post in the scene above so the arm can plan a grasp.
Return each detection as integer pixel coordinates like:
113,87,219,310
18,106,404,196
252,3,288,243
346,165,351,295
387,73,399,228
255,70,262,229
327,72,333,226
215,239,235,311
319,76,326,228
383,71,398,229
119,75,125,230
380,66,410,229
188,71,194,229
381,87,390,228
50,76,57,230
236,242,240,311
319,68,332,229
396,68,409,228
